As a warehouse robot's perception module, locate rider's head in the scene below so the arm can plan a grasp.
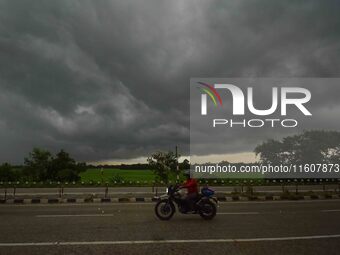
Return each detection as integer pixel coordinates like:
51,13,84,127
183,169,191,180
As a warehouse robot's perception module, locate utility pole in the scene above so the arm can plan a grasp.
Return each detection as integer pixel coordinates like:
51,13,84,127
101,167,104,183
176,145,179,183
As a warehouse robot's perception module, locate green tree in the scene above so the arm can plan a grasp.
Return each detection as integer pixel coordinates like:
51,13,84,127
147,151,177,184
51,150,86,182
23,148,86,182
23,148,52,181
179,158,190,170
0,163,15,182
255,130,340,164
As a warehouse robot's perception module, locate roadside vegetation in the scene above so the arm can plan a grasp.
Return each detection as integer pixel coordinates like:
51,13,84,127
0,130,339,188
0,148,86,183
80,168,155,183
0,148,189,185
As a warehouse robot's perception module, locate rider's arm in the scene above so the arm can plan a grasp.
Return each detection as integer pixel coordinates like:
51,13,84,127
179,180,190,189
181,179,194,189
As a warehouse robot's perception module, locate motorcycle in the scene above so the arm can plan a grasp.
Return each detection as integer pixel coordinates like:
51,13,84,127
154,185,217,220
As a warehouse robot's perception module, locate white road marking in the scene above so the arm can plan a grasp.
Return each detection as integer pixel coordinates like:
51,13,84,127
1,234,340,247
321,209,340,212
218,199,340,205
27,209,339,217
0,203,155,207
217,212,259,215
36,214,114,218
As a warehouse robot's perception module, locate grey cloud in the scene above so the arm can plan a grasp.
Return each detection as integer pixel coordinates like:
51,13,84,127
0,0,339,163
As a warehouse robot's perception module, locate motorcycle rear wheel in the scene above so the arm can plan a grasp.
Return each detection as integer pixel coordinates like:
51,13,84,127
199,200,216,220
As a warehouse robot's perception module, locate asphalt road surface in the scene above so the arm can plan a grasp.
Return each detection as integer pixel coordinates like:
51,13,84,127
0,200,340,254
1,184,339,199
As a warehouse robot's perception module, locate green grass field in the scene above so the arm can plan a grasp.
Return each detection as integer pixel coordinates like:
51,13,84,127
80,168,156,183
79,168,267,186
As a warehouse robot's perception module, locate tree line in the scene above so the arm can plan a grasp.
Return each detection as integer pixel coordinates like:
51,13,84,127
254,130,340,164
0,148,86,182
1,130,339,183
149,130,340,183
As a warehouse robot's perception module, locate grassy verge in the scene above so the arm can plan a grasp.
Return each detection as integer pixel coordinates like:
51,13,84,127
80,168,156,183
0,168,339,188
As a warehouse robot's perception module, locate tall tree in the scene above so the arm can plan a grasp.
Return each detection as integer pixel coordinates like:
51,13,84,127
0,163,15,182
51,150,86,182
148,151,177,184
23,148,86,182
255,130,340,164
180,159,190,170
23,148,52,181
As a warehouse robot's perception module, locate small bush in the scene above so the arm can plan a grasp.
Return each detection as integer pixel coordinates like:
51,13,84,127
110,174,125,183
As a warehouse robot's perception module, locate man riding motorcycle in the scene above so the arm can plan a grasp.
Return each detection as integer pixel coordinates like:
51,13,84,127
179,170,198,210
154,169,217,220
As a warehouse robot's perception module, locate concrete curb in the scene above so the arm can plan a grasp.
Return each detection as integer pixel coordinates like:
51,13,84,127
0,194,339,204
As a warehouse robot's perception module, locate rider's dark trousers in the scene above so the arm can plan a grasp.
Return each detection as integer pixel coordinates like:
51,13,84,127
186,193,198,210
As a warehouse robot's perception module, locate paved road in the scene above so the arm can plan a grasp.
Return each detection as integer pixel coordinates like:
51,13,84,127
1,184,339,199
0,200,340,254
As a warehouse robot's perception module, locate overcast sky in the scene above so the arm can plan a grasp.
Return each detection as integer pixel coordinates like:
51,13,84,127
0,0,340,164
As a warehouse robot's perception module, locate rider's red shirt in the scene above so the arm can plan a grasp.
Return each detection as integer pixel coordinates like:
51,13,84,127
183,178,198,194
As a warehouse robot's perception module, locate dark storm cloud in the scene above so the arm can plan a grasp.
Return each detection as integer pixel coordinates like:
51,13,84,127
0,0,339,163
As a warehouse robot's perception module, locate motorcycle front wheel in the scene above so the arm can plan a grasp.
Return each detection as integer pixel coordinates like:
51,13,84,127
155,199,175,220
